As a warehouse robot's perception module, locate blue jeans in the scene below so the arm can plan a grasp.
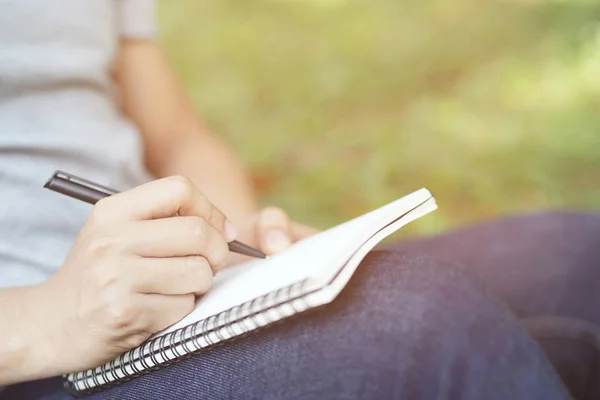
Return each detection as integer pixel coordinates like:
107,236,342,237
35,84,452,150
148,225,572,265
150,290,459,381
3,212,599,400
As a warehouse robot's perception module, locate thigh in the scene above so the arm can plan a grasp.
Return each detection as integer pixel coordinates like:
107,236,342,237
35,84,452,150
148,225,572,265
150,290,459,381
2,251,569,400
395,212,600,322
393,212,600,399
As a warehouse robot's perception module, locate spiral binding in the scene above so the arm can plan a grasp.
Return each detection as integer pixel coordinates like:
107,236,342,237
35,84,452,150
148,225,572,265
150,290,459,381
65,278,312,397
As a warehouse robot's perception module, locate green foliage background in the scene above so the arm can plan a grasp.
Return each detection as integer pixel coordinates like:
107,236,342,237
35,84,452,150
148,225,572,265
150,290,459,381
158,0,600,237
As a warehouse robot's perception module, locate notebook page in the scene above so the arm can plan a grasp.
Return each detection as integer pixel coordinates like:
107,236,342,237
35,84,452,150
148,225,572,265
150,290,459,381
154,189,432,337
313,196,438,305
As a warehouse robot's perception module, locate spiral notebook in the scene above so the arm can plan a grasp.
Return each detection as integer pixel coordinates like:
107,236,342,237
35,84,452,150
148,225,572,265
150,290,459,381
65,188,437,395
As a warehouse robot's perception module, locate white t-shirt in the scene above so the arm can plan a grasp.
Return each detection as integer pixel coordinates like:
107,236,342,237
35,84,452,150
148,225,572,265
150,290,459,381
0,0,157,289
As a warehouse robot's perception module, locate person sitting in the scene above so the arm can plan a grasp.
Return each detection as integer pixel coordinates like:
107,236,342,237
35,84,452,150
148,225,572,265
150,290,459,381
0,1,597,399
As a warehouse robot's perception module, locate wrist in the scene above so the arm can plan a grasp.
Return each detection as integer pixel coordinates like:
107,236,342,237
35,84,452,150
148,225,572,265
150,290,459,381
0,283,60,384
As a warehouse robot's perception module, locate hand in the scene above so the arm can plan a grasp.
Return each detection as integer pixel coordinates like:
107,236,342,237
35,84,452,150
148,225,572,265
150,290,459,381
27,176,237,379
232,207,319,262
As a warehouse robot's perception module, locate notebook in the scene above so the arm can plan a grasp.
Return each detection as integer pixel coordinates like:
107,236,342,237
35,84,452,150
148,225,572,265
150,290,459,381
65,188,437,395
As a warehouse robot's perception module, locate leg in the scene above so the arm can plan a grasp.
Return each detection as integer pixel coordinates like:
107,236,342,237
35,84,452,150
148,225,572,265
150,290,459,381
2,251,569,400
393,212,600,399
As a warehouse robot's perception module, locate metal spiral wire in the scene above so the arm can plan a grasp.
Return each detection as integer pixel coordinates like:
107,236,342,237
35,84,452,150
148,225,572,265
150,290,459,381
66,279,311,396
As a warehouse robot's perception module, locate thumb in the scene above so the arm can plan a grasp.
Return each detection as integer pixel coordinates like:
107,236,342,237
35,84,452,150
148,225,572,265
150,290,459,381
256,207,293,255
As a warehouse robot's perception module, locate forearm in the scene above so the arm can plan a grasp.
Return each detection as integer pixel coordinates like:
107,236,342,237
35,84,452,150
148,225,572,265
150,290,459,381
152,130,258,225
0,284,56,385
114,41,258,225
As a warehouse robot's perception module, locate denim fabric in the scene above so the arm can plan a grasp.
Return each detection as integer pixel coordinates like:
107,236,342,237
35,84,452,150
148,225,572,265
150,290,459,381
394,211,600,399
5,212,597,400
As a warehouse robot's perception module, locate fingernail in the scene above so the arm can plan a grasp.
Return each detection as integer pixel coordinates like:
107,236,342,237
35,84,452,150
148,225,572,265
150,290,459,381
265,229,291,253
224,220,238,241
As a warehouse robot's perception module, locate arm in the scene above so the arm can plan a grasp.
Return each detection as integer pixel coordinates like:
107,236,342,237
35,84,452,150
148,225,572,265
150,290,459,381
114,41,317,255
113,41,258,225
0,285,55,384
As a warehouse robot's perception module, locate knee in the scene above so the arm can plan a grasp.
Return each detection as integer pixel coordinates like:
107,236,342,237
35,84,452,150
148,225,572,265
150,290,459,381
347,250,492,316
335,250,508,345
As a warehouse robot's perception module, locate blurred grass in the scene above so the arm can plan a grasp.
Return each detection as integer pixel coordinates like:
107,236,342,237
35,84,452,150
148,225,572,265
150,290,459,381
158,0,600,237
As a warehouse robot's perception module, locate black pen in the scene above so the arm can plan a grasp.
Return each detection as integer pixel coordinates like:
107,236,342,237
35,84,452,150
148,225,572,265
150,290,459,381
44,171,267,259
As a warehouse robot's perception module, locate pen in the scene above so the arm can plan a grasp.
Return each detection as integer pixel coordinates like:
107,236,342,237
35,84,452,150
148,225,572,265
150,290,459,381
43,171,267,259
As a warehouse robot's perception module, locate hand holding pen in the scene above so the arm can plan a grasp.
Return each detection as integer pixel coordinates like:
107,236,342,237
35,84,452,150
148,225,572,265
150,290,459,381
44,171,266,259
32,173,261,376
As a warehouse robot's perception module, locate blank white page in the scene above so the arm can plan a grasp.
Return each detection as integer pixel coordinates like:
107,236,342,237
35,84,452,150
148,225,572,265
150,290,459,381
155,188,432,337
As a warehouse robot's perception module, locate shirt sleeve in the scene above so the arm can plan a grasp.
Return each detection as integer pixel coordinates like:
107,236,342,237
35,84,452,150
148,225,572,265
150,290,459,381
118,0,158,39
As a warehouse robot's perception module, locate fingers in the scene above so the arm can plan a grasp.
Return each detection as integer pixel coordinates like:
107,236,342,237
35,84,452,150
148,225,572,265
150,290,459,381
123,217,230,270
91,176,237,242
128,256,213,296
256,207,294,254
252,207,320,256
141,293,196,334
